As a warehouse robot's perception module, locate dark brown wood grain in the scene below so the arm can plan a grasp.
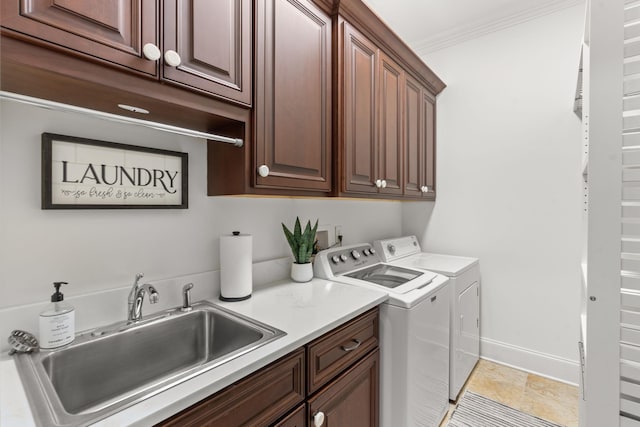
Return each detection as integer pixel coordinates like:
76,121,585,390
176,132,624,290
307,349,379,427
162,0,252,105
341,22,378,195
306,307,379,395
273,403,307,427
253,0,333,193
157,348,305,427
1,0,158,76
377,50,404,196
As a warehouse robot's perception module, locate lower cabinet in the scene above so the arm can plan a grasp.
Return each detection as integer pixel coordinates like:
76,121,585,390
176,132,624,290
157,307,379,427
307,350,379,427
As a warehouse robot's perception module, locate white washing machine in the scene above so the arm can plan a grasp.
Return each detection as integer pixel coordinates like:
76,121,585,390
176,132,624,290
374,236,480,401
314,243,450,427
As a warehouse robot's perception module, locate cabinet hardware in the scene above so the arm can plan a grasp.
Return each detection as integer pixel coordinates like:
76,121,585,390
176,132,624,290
164,50,182,67
257,165,270,177
142,43,161,61
313,411,325,427
341,338,362,352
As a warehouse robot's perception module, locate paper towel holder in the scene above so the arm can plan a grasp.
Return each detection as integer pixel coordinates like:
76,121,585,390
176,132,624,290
219,231,253,302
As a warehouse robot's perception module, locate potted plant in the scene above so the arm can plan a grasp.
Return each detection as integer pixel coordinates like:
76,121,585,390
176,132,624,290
282,217,318,282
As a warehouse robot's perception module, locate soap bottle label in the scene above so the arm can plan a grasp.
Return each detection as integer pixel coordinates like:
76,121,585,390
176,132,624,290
39,311,75,349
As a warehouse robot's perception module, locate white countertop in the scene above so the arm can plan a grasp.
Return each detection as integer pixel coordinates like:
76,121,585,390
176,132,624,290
0,278,387,427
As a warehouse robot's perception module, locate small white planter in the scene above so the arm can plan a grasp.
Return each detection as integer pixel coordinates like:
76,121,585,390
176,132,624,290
291,262,313,283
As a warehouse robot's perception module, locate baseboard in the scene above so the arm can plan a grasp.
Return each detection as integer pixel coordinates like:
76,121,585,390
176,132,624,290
480,337,579,386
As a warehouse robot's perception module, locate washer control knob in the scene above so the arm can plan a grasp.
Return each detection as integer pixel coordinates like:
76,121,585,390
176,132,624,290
363,248,370,256
387,244,396,255
351,250,361,260
339,254,348,262
331,255,340,264
369,248,376,254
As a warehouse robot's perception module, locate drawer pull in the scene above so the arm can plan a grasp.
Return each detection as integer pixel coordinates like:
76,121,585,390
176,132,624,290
341,339,361,352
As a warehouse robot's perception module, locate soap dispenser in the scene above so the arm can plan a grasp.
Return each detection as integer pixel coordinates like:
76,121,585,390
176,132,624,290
39,281,75,349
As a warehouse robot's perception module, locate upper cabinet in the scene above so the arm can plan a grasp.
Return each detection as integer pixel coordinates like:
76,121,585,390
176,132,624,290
404,73,436,200
1,0,252,106
2,0,444,200
254,0,332,193
209,0,333,196
162,0,252,105
337,17,441,200
0,0,158,76
342,23,378,195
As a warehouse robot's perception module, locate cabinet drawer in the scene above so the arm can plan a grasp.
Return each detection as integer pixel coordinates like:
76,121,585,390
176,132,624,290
306,307,379,395
157,348,305,427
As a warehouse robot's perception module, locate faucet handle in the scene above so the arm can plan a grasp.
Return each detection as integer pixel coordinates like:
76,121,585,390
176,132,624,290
181,283,194,312
147,285,159,304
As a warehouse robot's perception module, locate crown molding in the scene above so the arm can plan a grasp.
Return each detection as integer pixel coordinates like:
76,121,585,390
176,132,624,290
410,0,585,56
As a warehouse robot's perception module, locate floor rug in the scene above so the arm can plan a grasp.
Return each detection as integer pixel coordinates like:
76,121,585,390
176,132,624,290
447,391,564,427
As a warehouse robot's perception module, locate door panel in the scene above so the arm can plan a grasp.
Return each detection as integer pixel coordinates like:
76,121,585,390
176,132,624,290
343,22,377,194
404,74,422,197
307,350,379,427
254,0,332,191
1,0,157,75
422,91,436,198
163,0,251,105
378,51,403,195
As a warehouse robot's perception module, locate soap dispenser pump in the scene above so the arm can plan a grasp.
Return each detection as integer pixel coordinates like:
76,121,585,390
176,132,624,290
39,281,75,349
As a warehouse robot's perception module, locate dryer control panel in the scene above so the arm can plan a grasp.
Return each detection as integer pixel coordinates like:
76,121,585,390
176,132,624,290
374,236,422,262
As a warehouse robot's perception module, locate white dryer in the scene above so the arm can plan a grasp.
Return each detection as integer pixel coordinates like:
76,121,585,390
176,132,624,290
374,236,480,401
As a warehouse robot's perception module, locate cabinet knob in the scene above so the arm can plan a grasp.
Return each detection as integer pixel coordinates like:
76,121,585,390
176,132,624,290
257,164,270,177
142,43,161,61
164,50,182,67
381,179,387,188
313,411,325,427
375,179,382,188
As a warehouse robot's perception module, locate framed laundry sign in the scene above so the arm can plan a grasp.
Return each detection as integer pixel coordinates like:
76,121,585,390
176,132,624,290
41,133,188,209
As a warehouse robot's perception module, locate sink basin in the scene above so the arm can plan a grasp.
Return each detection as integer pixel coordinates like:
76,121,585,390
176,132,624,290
13,301,285,427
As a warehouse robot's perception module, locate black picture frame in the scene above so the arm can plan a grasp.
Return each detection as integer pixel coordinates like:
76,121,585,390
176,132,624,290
42,133,188,209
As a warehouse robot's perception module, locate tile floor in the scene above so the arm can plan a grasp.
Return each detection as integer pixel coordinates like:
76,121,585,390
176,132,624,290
440,359,579,427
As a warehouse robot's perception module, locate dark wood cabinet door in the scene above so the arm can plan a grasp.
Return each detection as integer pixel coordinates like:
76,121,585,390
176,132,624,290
273,403,307,427
307,349,379,427
422,90,436,199
404,74,423,198
254,0,332,192
162,0,252,105
377,51,404,195
1,0,158,76
342,22,378,195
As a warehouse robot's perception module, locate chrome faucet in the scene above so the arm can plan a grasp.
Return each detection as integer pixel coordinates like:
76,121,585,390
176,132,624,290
127,273,159,322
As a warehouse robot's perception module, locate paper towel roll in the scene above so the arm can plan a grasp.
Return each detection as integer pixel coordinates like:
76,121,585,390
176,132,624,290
220,232,253,301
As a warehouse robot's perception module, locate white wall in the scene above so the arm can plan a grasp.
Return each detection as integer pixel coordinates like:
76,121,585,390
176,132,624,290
402,5,585,383
0,100,402,310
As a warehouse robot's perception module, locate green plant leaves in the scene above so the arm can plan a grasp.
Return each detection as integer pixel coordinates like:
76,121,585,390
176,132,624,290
282,217,319,264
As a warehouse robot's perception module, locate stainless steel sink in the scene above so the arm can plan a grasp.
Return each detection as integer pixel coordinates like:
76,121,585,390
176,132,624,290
13,301,285,427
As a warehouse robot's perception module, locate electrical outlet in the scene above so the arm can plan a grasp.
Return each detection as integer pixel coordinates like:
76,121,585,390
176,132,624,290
335,225,343,245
